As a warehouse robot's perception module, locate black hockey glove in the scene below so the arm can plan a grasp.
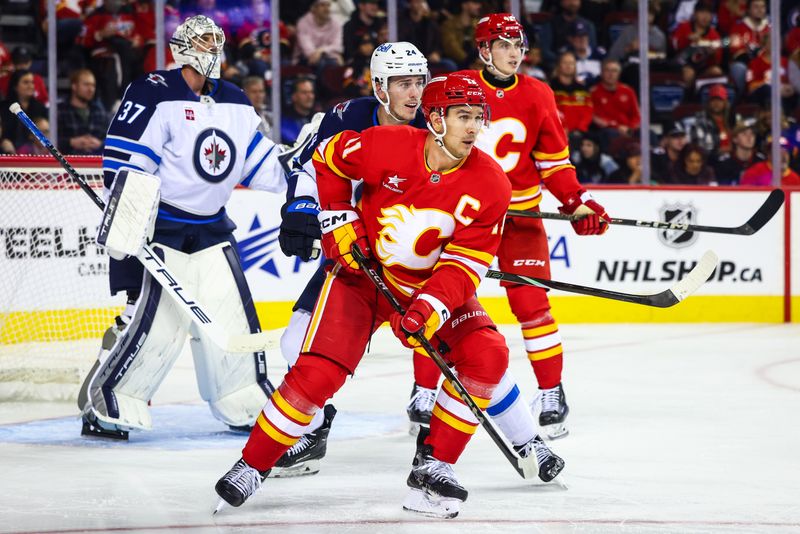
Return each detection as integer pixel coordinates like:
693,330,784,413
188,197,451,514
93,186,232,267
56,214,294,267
279,195,322,261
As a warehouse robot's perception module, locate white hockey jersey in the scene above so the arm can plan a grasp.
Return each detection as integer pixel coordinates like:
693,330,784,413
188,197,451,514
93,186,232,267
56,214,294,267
102,69,284,217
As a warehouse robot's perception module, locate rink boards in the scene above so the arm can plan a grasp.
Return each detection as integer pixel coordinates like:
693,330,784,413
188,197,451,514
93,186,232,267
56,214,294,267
1,186,797,335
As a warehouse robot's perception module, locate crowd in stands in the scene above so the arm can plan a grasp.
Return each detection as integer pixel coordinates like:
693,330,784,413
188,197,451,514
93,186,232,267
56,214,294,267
1,0,799,186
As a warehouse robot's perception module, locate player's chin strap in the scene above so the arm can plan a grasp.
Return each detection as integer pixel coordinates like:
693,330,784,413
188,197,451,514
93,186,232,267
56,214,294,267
479,38,522,81
376,91,407,124
426,120,460,161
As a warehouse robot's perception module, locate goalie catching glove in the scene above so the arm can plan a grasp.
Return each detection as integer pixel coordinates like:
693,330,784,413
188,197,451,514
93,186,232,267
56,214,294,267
96,169,160,260
559,190,610,236
390,295,449,349
318,202,370,273
279,191,321,261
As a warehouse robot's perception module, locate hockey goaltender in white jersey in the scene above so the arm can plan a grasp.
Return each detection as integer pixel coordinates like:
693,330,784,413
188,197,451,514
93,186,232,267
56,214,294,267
78,15,286,439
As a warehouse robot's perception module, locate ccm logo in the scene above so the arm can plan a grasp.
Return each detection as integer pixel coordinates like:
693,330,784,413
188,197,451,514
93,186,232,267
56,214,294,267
320,213,349,229
513,259,546,267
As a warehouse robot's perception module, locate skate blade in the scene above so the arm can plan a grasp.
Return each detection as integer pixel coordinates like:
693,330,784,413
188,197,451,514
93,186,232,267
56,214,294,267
542,423,568,440
402,488,460,519
268,459,320,478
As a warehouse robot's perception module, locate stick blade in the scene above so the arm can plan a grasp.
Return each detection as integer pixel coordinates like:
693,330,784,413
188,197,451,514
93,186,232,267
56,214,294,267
225,329,282,353
666,250,719,304
741,189,784,235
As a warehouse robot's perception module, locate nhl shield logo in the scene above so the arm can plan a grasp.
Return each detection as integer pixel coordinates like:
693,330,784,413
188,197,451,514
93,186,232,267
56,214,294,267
658,203,698,248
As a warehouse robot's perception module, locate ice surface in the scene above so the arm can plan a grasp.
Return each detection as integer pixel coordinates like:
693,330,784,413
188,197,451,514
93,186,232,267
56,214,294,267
1,324,799,533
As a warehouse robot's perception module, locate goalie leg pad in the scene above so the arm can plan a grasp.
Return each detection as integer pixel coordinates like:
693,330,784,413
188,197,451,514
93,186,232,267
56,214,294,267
96,169,160,260
80,246,192,432
188,243,270,428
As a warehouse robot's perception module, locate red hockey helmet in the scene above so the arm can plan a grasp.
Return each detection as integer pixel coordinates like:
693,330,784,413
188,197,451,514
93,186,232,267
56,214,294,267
421,73,489,124
475,13,527,49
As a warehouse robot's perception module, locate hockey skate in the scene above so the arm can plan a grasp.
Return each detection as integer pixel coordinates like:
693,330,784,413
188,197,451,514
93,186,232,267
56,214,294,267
269,404,337,478
514,435,565,482
532,383,569,439
214,458,269,511
403,428,467,519
406,383,437,436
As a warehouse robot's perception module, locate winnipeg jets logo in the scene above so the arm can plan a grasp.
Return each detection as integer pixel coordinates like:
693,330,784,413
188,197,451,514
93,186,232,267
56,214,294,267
146,73,168,87
658,202,698,248
204,143,227,170
376,205,455,270
193,128,236,183
383,174,407,193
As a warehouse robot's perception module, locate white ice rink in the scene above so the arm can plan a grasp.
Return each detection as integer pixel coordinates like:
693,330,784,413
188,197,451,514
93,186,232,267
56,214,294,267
1,323,799,534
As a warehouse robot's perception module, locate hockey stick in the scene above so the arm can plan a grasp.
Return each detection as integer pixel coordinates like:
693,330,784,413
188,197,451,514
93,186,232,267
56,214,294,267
351,245,538,480
507,189,784,236
486,249,718,308
10,103,280,354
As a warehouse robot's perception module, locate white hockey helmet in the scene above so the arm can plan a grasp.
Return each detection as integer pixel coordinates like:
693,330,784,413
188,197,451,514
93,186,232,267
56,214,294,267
370,42,429,118
169,15,225,79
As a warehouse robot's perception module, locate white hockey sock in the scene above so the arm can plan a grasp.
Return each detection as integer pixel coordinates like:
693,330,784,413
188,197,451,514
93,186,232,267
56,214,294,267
305,405,326,433
486,371,537,447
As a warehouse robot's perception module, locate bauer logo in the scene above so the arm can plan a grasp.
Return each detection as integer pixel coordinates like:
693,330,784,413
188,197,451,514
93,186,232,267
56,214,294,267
657,203,698,248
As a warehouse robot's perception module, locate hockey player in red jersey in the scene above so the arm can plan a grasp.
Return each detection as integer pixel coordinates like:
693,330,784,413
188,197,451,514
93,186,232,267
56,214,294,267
215,74,519,518
450,13,611,439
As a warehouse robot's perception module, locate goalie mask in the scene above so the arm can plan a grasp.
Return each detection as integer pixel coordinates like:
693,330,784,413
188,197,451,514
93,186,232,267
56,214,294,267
170,15,225,79
370,42,429,121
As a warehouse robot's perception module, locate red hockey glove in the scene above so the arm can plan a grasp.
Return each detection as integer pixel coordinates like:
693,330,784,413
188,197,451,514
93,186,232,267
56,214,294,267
318,203,370,273
559,190,610,236
390,297,442,349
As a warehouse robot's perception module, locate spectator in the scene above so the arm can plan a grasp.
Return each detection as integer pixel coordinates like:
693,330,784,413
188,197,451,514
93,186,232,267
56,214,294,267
296,0,344,67
740,137,800,186
668,144,716,185
607,0,667,87
236,18,292,79
0,41,10,78
281,76,318,144
573,131,619,183
398,0,455,72
688,84,737,159
343,0,383,60
343,33,376,98
80,0,142,110
717,0,747,36
0,46,50,106
550,51,593,143
670,2,724,91
16,117,50,156
728,0,770,97
713,120,765,185
590,59,640,148
564,20,604,86
745,48,794,108
521,45,546,81
608,139,642,184
0,70,48,153
242,76,272,135
651,121,689,184
539,0,598,68
58,69,109,156
440,0,482,68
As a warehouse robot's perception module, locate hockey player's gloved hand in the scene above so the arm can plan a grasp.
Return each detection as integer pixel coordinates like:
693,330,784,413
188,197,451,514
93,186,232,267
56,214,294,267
390,298,440,349
279,195,322,261
318,203,370,274
559,190,610,236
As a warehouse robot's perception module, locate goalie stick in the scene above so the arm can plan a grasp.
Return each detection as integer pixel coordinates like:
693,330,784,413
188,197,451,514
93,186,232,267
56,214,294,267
10,103,281,354
508,189,784,236
486,250,719,308
351,245,539,480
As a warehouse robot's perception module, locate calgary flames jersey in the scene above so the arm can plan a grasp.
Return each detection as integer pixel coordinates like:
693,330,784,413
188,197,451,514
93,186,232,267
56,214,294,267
456,70,583,209
313,126,511,313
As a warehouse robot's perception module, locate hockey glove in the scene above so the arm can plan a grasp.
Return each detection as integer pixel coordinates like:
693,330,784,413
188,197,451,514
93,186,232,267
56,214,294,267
318,203,370,274
559,190,610,236
390,297,442,349
279,195,322,261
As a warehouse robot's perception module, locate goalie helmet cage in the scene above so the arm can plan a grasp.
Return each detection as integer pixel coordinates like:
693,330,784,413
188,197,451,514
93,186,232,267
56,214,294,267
0,155,124,401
